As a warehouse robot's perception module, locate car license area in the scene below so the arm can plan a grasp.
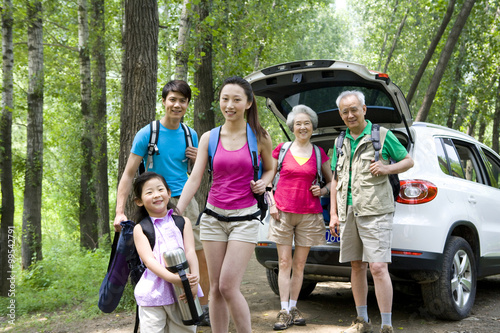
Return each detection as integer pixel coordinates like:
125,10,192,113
325,229,340,243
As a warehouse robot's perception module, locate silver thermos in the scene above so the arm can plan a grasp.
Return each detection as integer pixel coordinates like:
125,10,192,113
163,248,204,325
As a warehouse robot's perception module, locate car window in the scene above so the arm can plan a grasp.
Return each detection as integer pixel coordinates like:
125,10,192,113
436,138,465,178
435,138,451,176
482,149,500,189
452,141,482,183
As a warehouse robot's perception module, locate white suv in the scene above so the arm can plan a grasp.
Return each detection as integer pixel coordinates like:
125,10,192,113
246,60,500,320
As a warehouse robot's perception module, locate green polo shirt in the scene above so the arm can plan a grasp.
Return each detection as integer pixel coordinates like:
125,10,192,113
330,120,408,205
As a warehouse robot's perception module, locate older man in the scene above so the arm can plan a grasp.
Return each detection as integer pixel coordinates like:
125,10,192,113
330,90,414,333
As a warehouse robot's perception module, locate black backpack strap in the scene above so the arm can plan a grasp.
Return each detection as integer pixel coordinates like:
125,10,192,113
138,217,155,250
180,123,194,174
134,305,140,333
172,214,185,238
371,124,381,162
334,131,346,179
145,120,160,171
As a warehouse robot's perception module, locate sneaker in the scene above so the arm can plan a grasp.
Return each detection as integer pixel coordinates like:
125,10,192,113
197,306,210,327
273,310,293,331
289,306,306,326
380,325,393,333
342,316,373,333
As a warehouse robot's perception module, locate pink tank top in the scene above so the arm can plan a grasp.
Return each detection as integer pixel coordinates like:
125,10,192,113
207,141,257,210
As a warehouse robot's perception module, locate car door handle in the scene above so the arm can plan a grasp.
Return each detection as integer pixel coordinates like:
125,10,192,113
468,196,477,204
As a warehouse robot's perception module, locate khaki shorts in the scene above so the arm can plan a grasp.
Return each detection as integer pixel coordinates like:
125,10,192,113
199,203,260,244
268,211,325,247
339,206,393,263
170,196,203,251
139,302,196,333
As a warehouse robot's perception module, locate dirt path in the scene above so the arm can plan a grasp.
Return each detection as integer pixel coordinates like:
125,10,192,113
4,253,500,332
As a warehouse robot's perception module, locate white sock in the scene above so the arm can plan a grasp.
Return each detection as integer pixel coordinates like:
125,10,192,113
381,312,392,327
289,299,297,310
356,305,369,322
281,301,289,312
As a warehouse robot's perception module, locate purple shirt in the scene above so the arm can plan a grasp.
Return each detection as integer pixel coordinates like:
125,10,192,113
134,210,203,306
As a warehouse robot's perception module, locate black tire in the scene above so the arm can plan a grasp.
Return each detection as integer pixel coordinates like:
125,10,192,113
265,268,317,299
421,236,477,320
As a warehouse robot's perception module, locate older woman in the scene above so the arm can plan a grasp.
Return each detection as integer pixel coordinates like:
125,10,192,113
267,104,332,330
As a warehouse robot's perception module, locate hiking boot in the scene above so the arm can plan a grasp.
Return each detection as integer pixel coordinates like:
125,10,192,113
342,316,373,333
380,325,393,333
273,310,293,331
197,306,210,327
289,306,306,326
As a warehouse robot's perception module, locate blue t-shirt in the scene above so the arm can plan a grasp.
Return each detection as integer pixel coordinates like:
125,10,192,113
131,122,199,197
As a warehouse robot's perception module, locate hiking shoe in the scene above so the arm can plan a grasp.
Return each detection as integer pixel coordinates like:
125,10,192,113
289,306,306,326
273,310,293,330
342,316,373,333
197,306,210,326
380,325,393,333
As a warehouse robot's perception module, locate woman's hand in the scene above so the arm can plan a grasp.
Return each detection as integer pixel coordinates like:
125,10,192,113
310,184,321,197
270,204,280,221
250,179,266,195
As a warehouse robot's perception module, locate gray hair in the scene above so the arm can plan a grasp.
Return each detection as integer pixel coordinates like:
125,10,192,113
336,90,365,108
286,104,318,131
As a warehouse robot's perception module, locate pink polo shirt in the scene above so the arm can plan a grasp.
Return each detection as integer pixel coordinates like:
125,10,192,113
273,143,329,214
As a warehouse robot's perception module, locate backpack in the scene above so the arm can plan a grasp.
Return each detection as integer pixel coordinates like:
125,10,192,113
207,123,268,221
98,215,185,333
139,120,194,174
272,141,323,191
334,124,401,201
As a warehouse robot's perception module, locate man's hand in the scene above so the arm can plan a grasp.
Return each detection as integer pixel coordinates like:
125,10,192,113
185,146,198,163
113,213,127,232
329,214,340,237
369,160,389,177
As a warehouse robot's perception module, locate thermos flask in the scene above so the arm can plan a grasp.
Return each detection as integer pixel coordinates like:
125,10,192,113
163,248,204,325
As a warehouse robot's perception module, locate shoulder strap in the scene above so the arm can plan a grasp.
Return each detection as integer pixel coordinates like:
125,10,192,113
272,142,292,190
371,124,381,162
208,126,222,174
334,131,346,179
172,215,185,238
138,217,155,250
145,120,160,171
313,144,322,185
246,123,260,181
180,123,194,174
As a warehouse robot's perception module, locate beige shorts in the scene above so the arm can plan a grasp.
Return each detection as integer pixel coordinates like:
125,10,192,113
199,203,260,244
170,196,202,251
339,206,393,263
268,211,325,247
139,302,196,333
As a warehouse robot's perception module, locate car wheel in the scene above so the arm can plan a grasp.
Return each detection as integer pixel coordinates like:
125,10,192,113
421,236,477,320
265,268,317,299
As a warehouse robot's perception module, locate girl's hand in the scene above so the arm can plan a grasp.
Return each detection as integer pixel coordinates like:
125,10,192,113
250,179,266,195
310,184,321,197
178,273,199,302
270,204,280,221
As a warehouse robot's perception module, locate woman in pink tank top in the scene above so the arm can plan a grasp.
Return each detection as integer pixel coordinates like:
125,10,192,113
177,76,274,333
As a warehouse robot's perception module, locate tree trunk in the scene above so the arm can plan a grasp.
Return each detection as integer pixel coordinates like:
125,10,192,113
78,0,98,249
415,0,476,122
119,0,159,219
1,0,15,296
175,0,191,81
91,0,110,245
477,116,486,143
378,0,398,72
407,0,456,104
446,42,465,129
383,7,408,73
493,71,500,154
22,0,44,269
193,0,215,211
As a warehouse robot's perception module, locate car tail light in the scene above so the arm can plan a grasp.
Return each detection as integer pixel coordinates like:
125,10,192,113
397,179,437,204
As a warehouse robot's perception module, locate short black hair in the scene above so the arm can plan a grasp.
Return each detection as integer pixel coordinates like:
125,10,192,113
162,80,191,101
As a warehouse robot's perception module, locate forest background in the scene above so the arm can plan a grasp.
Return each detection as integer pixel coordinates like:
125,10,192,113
1,0,500,329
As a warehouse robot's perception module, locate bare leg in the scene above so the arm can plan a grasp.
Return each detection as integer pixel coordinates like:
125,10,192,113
276,244,293,302
289,246,311,301
195,248,210,306
369,262,393,313
350,260,369,307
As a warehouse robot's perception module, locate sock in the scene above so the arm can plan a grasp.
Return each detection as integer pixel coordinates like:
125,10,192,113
356,305,369,322
289,299,297,310
381,312,392,327
281,301,289,312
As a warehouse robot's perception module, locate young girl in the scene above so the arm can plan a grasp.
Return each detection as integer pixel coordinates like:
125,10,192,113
132,171,202,333
176,76,275,333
